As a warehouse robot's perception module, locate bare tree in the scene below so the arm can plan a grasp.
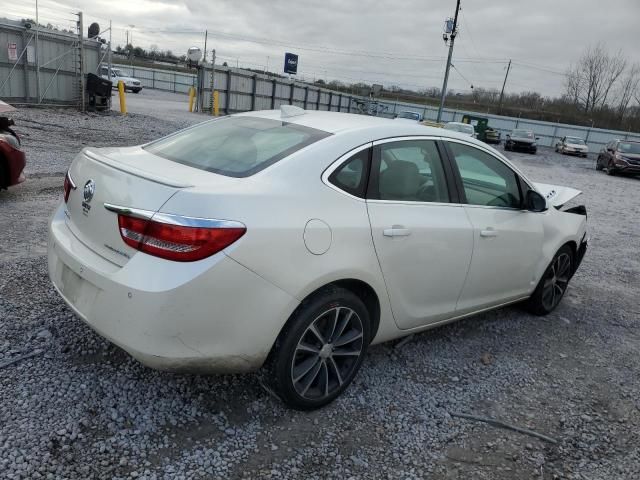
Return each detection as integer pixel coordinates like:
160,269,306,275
566,43,627,113
616,63,640,121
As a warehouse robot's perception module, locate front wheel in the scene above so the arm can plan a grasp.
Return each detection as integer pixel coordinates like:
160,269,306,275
265,287,371,410
526,246,573,315
596,157,603,170
606,161,616,175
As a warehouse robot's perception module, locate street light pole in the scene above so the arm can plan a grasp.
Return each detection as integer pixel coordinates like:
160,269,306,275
436,0,461,123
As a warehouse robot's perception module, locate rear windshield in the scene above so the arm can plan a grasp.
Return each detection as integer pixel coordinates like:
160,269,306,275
144,116,331,177
513,130,533,138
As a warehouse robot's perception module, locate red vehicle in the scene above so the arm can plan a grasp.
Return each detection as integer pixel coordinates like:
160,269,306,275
0,115,26,190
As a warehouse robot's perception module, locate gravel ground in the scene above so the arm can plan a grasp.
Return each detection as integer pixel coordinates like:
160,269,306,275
1,96,640,479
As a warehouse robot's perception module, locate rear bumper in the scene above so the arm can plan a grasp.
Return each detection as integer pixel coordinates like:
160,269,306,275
0,140,26,187
47,203,298,373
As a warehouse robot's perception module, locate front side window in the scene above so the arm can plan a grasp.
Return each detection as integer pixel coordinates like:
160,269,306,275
328,148,370,198
371,140,450,203
145,116,331,177
448,142,522,209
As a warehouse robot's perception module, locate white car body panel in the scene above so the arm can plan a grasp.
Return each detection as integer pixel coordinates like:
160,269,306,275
48,110,588,373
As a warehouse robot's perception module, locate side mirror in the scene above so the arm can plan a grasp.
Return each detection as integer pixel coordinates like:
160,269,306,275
526,190,547,212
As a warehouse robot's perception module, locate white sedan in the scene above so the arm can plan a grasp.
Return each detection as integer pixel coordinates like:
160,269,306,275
555,136,588,157
443,121,476,137
48,106,588,409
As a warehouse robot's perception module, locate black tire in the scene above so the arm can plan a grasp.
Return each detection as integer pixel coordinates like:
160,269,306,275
596,156,604,170
132,89,141,94
531,148,537,155
606,161,616,175
526,245,573,316
0,156,8,190
264,286,371,410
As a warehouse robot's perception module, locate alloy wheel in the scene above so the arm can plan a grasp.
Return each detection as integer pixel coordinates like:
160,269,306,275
291,306,364,401
541,253,571,311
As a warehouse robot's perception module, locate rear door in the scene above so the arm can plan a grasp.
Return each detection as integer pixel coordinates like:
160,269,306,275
443,140,544,312
366,137,474,330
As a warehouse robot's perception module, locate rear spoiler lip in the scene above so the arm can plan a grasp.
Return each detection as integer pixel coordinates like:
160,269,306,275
83,148,194,188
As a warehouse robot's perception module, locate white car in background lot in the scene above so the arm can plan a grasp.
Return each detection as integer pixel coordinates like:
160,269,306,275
443,121,476,137
555,136,588,157
394,111,423,122
48,107,588,409
99,66,143,93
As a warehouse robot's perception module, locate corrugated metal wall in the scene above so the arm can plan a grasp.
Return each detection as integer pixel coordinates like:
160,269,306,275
114,62,640,151
0,19,101,106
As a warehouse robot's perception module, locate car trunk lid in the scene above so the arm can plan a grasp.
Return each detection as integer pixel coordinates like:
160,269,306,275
64,147,193,266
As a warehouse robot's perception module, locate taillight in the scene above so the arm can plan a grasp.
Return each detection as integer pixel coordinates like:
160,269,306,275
63,171,76,203
116,213,246,262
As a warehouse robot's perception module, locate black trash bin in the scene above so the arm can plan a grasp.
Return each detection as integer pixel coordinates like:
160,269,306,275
86,73,112,111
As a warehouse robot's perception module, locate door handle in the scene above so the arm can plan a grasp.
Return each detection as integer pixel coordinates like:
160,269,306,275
383,226,411,237
480,228,498,238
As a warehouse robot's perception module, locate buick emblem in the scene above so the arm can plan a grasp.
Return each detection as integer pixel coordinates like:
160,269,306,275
83,180,95,203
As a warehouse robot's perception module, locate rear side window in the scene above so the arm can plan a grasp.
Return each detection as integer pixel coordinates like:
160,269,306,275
371,140,450,203
144,116,331,177
328,148,370,198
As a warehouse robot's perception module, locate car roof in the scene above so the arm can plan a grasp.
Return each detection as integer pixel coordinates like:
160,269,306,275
235,109,437,134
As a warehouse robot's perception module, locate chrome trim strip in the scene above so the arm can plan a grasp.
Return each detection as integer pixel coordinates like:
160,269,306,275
103,203,246,229
66,171,77,189
104,203,154,220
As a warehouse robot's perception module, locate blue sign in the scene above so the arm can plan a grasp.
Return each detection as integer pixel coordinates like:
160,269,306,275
284,52,298,75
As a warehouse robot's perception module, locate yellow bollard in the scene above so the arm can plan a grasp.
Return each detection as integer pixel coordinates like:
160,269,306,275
118,80,127,115
188,87,196,112
213,90,219,116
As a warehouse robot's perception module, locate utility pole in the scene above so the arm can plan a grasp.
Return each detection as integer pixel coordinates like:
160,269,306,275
436,0,461,123
203,30,208,63
498,59,511,114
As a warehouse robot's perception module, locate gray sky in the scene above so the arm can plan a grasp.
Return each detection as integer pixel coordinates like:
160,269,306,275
6,0,640,98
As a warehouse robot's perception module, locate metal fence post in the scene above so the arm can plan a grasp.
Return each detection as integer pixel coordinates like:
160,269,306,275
289,81,295,105
152,69,155,89
173,72,176,93
226,70,232,113
348,96,352,113
304,86,309,109
316,89,321,110
251,74,257,111
338,93,342,112
271,79,277,109
78,12,85,112
328,91,333,111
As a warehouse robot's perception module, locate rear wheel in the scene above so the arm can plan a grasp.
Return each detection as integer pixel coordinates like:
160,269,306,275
526,245,573,315
265,287,370,410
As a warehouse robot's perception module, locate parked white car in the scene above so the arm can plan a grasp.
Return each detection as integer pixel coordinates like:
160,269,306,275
99,66,143,93
49,107,588,409
394,111,423,123
444,121,476,137
555,136,588,157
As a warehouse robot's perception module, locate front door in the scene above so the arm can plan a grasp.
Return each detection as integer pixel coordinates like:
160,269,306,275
366,138,474,330
444,140,544,312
